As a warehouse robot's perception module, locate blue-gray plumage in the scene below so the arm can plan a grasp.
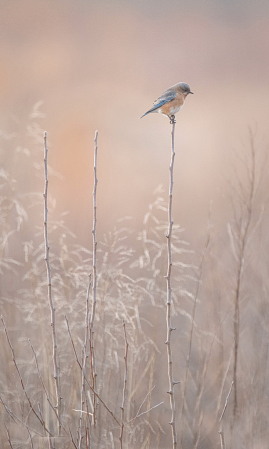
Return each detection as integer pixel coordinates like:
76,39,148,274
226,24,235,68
141,82,193,120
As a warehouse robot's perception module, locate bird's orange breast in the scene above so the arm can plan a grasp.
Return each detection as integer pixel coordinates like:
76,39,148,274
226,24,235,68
159,93,185,116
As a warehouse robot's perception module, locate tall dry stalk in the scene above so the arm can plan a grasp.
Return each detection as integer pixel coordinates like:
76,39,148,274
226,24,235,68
119,320,129,449
231,130,256,418
165,118,179,449
1,316,52,437
78,275,92,449
90,130,98,425
43,131,61,434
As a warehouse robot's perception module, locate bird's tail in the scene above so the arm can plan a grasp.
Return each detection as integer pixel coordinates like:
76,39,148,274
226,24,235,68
140,111,150,118
141,101,166,118
141,107,157,118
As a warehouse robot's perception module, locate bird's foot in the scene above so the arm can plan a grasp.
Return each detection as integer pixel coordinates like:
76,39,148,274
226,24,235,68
169,115,176,124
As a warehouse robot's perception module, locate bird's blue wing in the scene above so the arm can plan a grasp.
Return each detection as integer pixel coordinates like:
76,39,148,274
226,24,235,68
141,90,176,118
141,100,168,117
153,90,176,106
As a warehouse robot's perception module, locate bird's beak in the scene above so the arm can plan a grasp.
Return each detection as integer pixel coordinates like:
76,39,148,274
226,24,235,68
189,91,194,94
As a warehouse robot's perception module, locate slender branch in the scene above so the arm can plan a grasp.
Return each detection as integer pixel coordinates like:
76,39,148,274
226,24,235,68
78,274,92,449
119,321,129,449
68,426,79,449
232,130,256,419
110,387,163,430
43,131,61,433
27,427,34,449
0,395,21,426
1,316,52,436
90,130,98,425
65,316,121,427
48,435,54,449
218,381,233,449
133,386,156,419
5,424,14,449
0,395,44,437
91,131,98,326
165,118,178,449
28,339,70,439
124,402,164,426
219,431,226,449
219,381,234,424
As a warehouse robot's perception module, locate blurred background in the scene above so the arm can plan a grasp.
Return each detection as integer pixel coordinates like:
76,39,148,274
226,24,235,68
1,0,269,246
1,1,269,448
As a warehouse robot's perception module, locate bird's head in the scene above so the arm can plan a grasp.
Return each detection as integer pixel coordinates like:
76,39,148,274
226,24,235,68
177,82,194,96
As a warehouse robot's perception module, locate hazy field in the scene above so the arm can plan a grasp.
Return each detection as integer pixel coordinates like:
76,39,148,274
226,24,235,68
1,1,269,448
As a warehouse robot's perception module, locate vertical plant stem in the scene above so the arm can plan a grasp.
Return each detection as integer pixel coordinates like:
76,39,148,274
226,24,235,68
43,132,61,434
90,130,98,426
165,119,177,449
1,317,52,436
65,316,121,427
27,427,34,449
219,381,233,449
78,275,92,448
119,320,129,449
5,424,14,449
219,431,226,449
233,130,256,419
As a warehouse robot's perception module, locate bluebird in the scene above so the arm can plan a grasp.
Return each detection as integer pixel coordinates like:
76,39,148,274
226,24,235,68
141,82,193,123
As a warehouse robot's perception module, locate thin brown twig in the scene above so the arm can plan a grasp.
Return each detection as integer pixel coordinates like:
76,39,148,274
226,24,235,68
1,316,52,436
28,340,56,414
0,395,44,437
28,339,71,440
218,381,234,449
232,130,256,419
85,418,89,449
0,395,22,427
119,320,129,449
165,119,178,449
5,424,14,449
109,387,163,431
90,130,98,426
27,427,34,449
78,274,92,449
48,435,54,449
68,426,78,449
65,315,121,427
43,132,61,433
